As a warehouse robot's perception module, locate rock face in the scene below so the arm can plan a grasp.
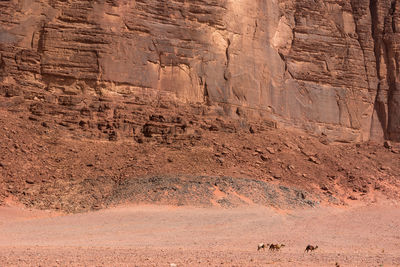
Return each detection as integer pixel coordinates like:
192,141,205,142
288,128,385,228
0,0,399,141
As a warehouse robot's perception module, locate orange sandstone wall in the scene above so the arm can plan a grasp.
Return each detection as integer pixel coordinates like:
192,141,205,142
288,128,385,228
0,0,399,141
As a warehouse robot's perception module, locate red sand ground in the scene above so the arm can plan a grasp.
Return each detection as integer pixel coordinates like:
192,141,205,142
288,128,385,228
0,201,400,266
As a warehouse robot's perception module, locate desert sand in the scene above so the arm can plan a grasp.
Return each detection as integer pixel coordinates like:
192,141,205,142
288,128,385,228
1,201,399,266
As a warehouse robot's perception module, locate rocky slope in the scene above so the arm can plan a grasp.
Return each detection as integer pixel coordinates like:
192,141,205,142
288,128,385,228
1,92,400,212
0,0,399,142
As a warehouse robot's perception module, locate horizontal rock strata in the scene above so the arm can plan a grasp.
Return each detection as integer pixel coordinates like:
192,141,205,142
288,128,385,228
0,0,399,141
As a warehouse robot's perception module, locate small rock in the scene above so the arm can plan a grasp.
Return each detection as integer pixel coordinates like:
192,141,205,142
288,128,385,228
384,140,392,149
301,149,316,156
25,179,34,184
249,126,255,134
380,165,390,171
260,155,269,161
348,195,358,200
321,185,329,191
108,131,118,141
308,156,320,164
272,173,282,179
280,185,290,192
28,116,38,121
266,147,275,154
327,175,337,180
319,137,329,145
209,125,219,131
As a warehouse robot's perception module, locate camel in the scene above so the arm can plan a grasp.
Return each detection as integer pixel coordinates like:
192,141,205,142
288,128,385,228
257,243,269,251
305,245,318,253
269,244,285,251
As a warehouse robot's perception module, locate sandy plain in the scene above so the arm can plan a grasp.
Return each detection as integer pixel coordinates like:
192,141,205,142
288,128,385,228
0,201,399,266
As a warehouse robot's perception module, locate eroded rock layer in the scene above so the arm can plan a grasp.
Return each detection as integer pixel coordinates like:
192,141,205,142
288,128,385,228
0,0,399,141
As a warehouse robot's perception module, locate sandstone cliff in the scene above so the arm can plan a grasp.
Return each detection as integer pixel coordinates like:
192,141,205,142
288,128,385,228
0,0,399,142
